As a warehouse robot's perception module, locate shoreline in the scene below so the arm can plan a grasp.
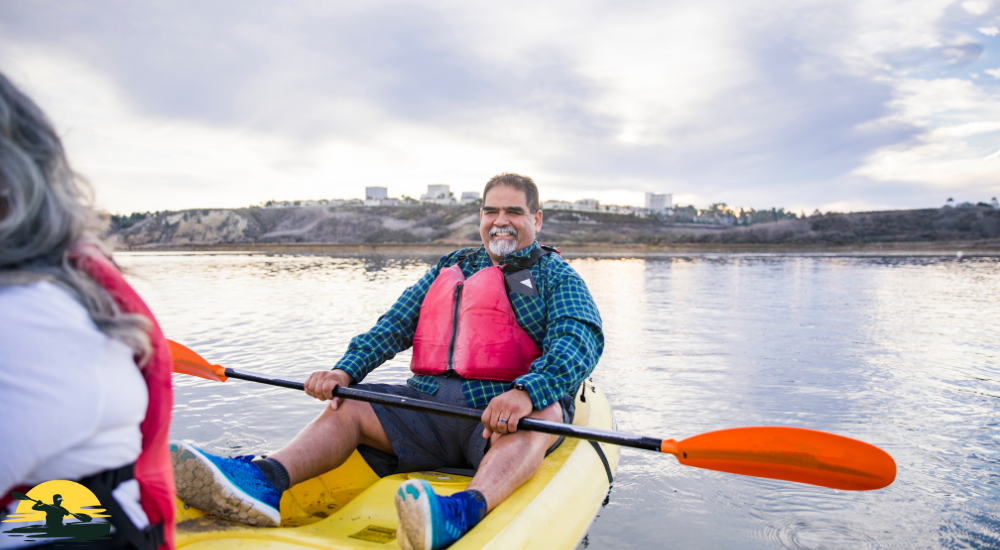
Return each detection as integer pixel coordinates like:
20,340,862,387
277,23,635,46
115,240,1000,257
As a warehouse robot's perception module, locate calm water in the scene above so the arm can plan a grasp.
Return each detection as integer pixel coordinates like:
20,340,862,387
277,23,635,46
117,251,1000,549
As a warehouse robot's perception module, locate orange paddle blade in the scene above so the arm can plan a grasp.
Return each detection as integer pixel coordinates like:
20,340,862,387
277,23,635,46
168,340,228,382
661,426,896,491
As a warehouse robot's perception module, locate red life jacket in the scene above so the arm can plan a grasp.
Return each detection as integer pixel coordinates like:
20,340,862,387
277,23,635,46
410,247,554,381
71,246,176,550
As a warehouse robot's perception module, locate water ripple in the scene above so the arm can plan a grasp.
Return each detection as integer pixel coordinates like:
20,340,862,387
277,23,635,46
117,252,1000,549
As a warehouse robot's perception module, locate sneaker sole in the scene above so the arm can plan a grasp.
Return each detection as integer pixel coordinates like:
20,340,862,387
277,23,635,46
170,441,281,527
395,480,433,550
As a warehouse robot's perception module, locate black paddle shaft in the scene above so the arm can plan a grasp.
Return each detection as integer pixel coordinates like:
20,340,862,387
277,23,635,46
224,368,663,452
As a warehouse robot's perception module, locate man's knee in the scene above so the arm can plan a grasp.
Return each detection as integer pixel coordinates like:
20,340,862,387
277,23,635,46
528,401,563,422
310,400,390,449
314,398,369,429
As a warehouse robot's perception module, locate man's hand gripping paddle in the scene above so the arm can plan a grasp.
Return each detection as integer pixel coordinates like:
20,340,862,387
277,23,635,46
9,492,93,522
168,340,897,491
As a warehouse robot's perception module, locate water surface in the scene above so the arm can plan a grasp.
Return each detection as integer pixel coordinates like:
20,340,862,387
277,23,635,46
118,252,1000,549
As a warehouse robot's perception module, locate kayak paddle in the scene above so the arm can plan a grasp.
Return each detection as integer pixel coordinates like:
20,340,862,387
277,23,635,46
168,339,897,491
10,492,93,522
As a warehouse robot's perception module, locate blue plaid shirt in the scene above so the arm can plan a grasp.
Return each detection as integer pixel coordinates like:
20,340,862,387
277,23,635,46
334,241,604,409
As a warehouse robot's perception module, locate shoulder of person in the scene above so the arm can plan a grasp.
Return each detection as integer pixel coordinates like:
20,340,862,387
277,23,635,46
536,246,579,278
0,281,110,377
436,247,481,268
0,280,95,334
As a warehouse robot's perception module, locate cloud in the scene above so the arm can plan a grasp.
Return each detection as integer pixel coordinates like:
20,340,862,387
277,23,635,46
852,78,1000,190
979,26,1000,36
962,0,992,15
0,44,535,214
0,0,998,213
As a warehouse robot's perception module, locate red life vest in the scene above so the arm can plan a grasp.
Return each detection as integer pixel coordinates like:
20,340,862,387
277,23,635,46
71,246,176,550
411,251,550,381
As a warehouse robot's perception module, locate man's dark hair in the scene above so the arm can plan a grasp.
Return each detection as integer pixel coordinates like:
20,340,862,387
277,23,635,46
483,173,540,213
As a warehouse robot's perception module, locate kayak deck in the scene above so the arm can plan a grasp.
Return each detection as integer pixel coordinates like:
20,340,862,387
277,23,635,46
174,383,618,549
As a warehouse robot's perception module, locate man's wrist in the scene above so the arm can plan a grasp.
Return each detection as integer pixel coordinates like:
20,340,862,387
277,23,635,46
331,367,356,385
333,354,367,383
509,374,553,409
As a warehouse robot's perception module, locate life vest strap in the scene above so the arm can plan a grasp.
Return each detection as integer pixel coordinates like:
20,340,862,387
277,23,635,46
78,463,165,550
500,245,558,273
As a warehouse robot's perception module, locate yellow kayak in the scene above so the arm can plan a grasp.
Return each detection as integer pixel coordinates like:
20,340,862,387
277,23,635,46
173,383,618,549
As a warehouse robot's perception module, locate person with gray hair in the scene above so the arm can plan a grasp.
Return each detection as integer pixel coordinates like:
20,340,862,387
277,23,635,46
0,71,176,550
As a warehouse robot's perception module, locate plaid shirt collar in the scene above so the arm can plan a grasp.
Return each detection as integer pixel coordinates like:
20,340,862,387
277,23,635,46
468,240,540,269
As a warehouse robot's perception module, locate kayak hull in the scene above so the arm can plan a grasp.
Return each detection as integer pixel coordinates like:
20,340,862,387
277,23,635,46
175,384,618,549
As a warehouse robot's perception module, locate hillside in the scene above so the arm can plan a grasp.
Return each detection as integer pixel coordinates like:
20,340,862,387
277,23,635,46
111,204,1000,248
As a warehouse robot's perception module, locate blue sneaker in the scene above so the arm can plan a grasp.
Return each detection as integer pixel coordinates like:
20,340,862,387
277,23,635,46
170,440,282,527
395,480,481,550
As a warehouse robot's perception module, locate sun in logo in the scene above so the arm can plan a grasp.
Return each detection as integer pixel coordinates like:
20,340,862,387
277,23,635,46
2,480,111,544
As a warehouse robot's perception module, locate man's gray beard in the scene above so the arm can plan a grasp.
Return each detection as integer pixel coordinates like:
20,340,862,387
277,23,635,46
488,228,518,257
488,239,517,257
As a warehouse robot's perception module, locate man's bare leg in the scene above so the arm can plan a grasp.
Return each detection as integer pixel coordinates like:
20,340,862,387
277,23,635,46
466,402,562,510
270,399,394,485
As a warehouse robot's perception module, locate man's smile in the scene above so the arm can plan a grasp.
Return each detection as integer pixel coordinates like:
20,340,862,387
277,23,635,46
490,227,517,239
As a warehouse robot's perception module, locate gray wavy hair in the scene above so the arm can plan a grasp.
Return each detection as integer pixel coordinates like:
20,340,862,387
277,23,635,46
0,71,151,365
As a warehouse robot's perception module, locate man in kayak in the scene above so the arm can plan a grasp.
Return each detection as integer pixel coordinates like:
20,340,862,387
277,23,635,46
172,173,604,550
32,495,70,528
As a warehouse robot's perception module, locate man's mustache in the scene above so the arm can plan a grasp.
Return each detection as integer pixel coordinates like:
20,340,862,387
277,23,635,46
489,226,518,238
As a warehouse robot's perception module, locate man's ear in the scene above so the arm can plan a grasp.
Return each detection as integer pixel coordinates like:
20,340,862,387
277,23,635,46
534,209,543,231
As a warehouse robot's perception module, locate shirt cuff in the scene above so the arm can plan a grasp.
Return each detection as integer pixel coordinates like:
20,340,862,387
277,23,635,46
511,373,558,410
333,354,369,383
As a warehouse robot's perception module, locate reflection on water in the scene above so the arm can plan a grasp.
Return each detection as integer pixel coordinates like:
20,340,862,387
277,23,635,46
118,252,1000,549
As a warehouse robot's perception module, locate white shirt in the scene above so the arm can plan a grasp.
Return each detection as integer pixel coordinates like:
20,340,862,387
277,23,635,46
0,281,149,527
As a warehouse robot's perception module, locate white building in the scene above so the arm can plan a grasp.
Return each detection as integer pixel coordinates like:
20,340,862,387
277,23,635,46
366,187,388,200
541,200,574,210
460,191,480,205
364,197,400,207
645,192,671,212
421,184,455,204
540,199,648,217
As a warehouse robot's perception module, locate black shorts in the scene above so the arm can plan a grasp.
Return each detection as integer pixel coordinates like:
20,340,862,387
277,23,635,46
355,375,576,477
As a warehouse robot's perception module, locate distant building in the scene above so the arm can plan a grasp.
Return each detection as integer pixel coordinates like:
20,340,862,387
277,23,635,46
991,197,999,210
421,184,455,205
541,198,653,217
645,192,671,212
364,197,400,207
366,187,388,200
460,191,480,205
541,200,574,210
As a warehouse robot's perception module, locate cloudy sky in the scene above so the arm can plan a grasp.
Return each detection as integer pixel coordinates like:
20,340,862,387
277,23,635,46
1,0,999,214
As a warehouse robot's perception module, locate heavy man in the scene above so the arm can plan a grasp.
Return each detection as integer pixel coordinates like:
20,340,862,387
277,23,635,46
172,173,604,550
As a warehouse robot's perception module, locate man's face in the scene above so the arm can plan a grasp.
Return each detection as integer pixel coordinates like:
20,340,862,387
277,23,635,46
480,185,543,265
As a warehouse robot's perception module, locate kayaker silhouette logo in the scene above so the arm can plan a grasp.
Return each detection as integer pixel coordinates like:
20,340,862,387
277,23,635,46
2,480,111,545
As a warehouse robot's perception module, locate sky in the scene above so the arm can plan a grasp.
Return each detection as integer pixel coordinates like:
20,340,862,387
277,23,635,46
0,0,999,215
